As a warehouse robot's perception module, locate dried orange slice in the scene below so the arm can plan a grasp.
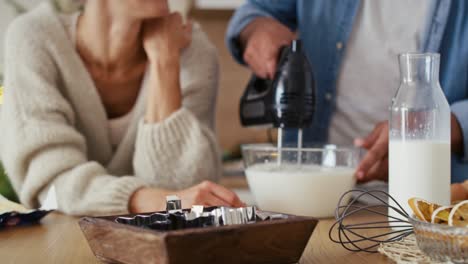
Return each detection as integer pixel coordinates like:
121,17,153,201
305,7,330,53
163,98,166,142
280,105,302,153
431,205,452,224
448,200,468,227
408,197,440,222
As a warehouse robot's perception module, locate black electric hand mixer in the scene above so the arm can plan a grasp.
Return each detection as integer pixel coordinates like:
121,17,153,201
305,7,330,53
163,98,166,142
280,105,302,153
239,40,316,165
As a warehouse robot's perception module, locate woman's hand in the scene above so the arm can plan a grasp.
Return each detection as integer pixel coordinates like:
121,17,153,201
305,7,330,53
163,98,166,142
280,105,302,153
129,181,245,213
143,12,192,62
175,181,245,208
354,121,389,183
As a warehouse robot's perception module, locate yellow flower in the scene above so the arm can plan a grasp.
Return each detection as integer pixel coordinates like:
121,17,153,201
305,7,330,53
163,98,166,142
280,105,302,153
0,85,3,105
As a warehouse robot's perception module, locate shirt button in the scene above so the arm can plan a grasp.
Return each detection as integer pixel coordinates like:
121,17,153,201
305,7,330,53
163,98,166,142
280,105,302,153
336,42,343,50
325,93,333,101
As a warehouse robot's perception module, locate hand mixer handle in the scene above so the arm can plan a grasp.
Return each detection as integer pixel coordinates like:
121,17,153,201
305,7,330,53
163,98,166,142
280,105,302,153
239,76,274,126
239,46,289,127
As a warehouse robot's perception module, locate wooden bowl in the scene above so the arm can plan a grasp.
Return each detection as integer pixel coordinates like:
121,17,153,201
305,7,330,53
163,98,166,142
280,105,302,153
79,210,318,264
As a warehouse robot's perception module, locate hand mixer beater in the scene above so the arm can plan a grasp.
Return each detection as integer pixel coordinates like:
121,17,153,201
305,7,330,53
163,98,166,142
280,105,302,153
239,40,316,165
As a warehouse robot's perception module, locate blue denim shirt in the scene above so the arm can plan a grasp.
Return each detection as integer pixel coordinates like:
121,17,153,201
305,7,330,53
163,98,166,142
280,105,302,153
226,0,468,183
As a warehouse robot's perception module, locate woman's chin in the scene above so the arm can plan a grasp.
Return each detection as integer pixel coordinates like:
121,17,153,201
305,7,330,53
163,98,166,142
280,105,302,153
131,2,170,19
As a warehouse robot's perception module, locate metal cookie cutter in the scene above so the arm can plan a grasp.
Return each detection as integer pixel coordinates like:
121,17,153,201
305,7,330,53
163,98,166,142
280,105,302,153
115,213,168,226
166,195,182,213
213,206,257,226
116,196,263,230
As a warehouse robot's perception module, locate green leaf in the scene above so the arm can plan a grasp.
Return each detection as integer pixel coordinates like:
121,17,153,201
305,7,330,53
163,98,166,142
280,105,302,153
0,163,19,203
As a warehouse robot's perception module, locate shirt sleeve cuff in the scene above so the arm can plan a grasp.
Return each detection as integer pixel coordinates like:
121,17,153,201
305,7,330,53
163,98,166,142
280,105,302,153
451,100,468,162
225,3,273,65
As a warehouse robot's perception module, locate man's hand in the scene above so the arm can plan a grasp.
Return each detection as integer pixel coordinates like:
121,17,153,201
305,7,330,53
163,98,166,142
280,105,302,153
354,122,389,183
240,17,295,79
354,114,464,183
451,114,464,156
451,182,468,202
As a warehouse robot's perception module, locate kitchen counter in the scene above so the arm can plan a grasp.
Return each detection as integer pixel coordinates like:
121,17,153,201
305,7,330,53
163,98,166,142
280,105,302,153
0,195,391,263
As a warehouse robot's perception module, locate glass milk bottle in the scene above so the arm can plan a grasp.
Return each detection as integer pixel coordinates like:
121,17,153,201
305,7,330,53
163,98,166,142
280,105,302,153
389,53,450,221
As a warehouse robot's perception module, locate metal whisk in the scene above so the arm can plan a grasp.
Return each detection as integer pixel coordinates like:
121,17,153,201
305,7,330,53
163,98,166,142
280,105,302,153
329,190,414,253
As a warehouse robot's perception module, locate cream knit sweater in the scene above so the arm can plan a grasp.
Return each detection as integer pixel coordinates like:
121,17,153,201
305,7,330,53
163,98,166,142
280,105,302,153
1,3,221,216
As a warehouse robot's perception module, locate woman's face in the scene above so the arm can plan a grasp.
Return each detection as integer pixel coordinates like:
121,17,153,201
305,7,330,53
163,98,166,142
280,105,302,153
108,0,170,19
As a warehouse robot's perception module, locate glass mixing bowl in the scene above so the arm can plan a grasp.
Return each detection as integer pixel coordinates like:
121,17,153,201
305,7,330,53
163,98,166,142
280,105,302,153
409,216,468,263
242,144,359,218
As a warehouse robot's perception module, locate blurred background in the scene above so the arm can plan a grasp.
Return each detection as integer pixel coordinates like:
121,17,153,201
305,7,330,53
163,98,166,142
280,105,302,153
0,0,268,200
190,1,272,159
0,0,270,159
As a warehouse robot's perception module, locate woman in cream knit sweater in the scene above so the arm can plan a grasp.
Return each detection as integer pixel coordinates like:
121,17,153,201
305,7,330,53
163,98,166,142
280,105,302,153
1,0,243,215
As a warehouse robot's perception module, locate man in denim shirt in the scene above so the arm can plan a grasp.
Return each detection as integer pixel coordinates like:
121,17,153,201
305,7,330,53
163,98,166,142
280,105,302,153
226,0,468,186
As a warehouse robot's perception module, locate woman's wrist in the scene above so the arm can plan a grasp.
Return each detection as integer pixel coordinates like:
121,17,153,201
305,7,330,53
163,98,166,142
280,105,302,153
147,48,180,66
145,55,182,123
129,187,168,213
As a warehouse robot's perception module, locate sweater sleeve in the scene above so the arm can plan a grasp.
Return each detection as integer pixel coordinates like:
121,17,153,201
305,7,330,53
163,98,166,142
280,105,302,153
133,24,222,189
1,16,147,216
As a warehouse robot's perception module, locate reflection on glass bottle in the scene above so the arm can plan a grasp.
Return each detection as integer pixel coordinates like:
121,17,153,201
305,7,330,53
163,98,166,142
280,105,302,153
389,53,450,222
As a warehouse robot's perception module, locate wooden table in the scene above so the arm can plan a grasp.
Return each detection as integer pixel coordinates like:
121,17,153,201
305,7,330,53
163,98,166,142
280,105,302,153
1,210,391,264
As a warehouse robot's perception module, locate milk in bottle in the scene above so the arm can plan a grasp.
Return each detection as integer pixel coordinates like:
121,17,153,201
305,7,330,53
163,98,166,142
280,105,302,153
389,53,450,223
